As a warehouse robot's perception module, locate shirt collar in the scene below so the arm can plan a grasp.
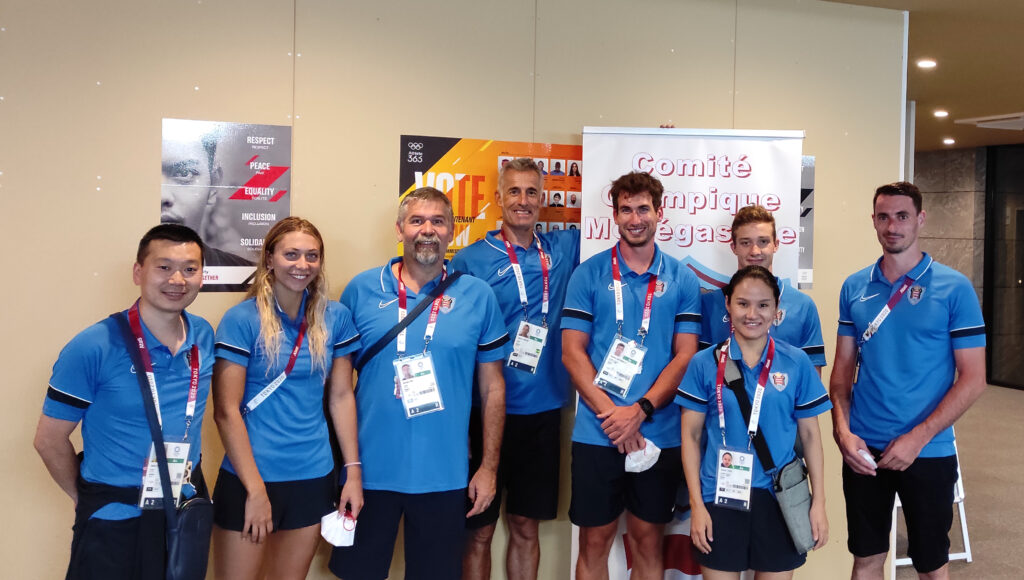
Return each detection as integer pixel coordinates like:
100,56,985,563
273,290,309,326
382,256,449,295
869,252,934,284
615,242,664,277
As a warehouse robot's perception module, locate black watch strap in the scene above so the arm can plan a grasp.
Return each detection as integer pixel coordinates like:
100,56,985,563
637,397,655,422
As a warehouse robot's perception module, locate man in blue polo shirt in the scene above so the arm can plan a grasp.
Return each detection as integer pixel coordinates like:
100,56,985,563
330,187,509,580
33,224,214,579
562,171,701,579
830,181,986,580
451,157,580,580
700,204,826,370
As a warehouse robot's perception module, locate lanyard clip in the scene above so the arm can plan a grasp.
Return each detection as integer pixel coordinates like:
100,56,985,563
422,338,431,354
616,321,624,337
720,429,727,447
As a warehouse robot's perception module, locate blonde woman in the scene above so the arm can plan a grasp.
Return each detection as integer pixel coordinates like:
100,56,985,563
212,217,362,579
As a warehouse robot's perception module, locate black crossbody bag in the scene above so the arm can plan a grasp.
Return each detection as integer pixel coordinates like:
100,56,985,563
112,313,213,580
354,271,463,372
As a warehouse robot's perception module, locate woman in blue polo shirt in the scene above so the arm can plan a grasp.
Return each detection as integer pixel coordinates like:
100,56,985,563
677,266,831,578
211,217,362,579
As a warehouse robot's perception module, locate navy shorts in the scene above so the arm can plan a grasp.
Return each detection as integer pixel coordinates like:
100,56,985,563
569,441,682,527
698,488,806,572
212,468,335,532
843,450,958,573
466,407,561,528
329,488,466,580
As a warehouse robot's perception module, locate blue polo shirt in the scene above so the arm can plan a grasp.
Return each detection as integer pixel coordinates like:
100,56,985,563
450,228,580,415
700,278,826,366
340,258,510,493
44,309,215,520
676,338,831,503
561,243,701,448
214,295,361,482
838,253,985,458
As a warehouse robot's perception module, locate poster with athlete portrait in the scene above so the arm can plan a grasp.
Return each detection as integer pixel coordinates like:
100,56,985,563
398,135,583,257
161,118,292,292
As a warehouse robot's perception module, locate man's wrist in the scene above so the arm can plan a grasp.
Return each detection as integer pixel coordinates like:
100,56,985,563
636,397,655,422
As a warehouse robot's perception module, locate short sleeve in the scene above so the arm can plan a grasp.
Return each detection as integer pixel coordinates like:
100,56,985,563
475,284,511,363
949,280,986,350
214,304,257,367
331,302,362,358
675,349,714,413
673,267,702,335
793,351,832,419
836,278,857,338
560,266,595,334
44,326,107,422
798,301,827,367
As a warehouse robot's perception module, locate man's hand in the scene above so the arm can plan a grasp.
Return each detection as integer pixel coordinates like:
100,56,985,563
810,499,829,550
466,466,497,517
598,403,645,446
617,431,647,454
877,430,928,471
834,429,877,476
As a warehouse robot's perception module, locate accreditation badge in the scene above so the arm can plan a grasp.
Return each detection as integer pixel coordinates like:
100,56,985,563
393,353,444,418
594,335,646,399
139,441,191,509
714,447,753,511
508,321,548,374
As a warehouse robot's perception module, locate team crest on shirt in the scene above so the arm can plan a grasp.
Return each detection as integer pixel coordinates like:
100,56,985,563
654,280,667,297
773,308,786,326
440,295,456,313
908,285,925,305
771,372,789,391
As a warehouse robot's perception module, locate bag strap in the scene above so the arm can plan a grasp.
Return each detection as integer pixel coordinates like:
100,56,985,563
354,271,463,372
110,312,179,526
715,341,777,473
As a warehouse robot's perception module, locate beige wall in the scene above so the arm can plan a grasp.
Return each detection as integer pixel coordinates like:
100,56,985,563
0,0,906,577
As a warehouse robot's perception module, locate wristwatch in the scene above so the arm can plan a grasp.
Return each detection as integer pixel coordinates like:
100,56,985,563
637,397,655,422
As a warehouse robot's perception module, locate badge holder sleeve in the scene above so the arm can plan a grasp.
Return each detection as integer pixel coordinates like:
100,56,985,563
111,312,213,580
715,341,816,554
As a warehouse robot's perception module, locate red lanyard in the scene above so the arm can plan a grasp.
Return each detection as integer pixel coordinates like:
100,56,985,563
397,261,445,355
859,275,915,346
500,231,550,325
611,245,657,343
241,317,307,416
714,337,775,445
127,301,200,440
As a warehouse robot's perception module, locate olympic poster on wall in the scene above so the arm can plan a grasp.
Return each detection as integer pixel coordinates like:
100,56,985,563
581,127,805,289
161,118,292,292
398,135,583,258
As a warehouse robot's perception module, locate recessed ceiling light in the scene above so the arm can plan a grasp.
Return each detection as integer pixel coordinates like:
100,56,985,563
943,138,955,145
917,59,937,69
934,110,949,118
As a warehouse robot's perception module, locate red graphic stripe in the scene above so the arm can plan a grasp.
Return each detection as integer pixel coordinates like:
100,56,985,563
687,263,727,289
228,166,290,200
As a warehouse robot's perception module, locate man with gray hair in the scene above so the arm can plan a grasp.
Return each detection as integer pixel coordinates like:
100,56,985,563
330,187,510,580
452,158,580,580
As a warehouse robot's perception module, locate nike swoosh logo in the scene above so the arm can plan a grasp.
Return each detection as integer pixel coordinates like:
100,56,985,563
378,298,398,308
859,293,880,302
497,265,513,276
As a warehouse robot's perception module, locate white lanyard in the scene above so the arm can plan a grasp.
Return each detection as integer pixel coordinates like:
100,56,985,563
241,319,307,416
396,262,445,356
500,232,550,325
611,245,657,344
